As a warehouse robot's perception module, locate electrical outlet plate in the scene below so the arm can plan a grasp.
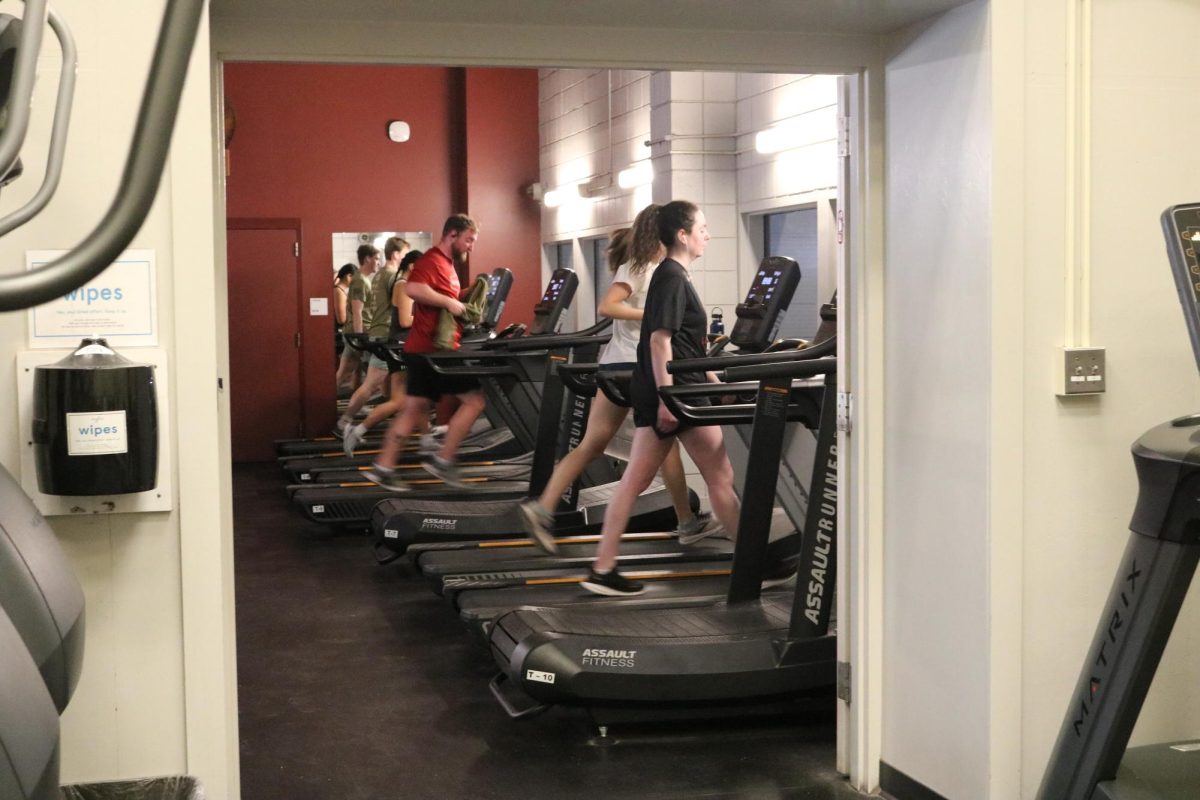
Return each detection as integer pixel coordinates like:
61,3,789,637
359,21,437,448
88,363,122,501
1056,347,1106,396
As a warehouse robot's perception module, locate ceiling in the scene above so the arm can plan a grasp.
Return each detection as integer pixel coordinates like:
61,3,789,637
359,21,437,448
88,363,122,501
209,0,976,37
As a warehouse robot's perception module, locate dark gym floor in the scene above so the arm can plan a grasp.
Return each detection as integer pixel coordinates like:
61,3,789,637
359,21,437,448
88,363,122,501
233,461,870,800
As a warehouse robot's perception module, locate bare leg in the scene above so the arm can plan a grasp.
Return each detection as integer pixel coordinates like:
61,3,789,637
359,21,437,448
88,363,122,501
341,365,388,421
438,389,486,462
658,441,696,523
677,425,739,541
593,428,675,571
536,394,628,512
377,395,430,469
335,352,360,392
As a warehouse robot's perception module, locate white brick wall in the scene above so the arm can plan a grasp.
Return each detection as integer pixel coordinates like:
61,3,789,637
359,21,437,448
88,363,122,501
538,68,838,489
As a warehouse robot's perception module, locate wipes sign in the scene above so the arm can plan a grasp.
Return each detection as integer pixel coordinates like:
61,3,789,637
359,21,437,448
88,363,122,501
66,411,128,456
27,249,157,348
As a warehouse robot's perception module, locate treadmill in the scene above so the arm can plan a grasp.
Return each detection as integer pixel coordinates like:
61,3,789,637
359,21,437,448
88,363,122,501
274,267,514,460
487,350,839,723
1037,203,1200,800
288,270,624,529
445,346,833,640
379,257,816,564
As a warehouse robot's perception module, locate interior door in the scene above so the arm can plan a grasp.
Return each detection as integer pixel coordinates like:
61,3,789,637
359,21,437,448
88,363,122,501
227,226,303,461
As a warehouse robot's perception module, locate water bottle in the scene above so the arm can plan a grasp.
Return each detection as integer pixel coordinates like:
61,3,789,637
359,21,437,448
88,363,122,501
709,307,725,337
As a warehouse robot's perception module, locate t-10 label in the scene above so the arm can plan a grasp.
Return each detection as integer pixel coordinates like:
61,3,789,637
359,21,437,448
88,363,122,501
66,411,128,456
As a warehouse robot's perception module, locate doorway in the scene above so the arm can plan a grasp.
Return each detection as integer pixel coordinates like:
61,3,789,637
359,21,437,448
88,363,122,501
226,218,305,461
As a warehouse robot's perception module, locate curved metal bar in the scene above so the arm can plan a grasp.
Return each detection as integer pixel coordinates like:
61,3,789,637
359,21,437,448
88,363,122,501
596,369,633,407
556,362,598,397
0,0,204,312
0,6,76,236
0,0,47,179
722,356,838,383
667,336,836,374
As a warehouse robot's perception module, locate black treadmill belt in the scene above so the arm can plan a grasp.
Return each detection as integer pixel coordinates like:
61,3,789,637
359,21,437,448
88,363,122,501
419,537,732,576
456,575,734,619
517,594,795,639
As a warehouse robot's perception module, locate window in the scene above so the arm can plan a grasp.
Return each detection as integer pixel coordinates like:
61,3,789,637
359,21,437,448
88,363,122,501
763,207,820,342
591,236,611,318
555,241,572,272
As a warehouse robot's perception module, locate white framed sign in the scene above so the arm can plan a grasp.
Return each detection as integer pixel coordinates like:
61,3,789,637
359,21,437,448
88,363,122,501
26,249,158,348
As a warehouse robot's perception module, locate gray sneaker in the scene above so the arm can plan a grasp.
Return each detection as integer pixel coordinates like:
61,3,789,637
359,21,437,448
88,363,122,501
423,455,468,489
517,499,558,554
364,467,410,493
675,511,724,545
343,424,367,457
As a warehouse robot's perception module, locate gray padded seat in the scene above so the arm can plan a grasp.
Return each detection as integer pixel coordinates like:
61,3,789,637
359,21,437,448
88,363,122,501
0,607,61,800
0,464,86,712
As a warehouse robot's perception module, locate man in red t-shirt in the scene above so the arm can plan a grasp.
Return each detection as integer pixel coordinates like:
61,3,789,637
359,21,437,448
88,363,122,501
367,214,484,491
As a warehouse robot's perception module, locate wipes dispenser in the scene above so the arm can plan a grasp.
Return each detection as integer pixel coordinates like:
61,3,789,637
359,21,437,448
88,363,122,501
32,338,158,496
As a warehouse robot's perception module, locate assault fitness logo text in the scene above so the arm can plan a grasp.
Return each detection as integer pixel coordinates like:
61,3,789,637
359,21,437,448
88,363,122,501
421,517,457,531
580,648,637,668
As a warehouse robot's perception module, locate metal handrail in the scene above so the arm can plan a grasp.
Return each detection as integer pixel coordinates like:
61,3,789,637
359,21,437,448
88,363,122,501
0,6,76,236
0,0,47,179
0,0,204,312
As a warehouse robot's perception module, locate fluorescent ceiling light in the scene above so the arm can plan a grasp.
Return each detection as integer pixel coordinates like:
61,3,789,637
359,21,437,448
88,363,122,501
543,183,581,208
617,161,654,189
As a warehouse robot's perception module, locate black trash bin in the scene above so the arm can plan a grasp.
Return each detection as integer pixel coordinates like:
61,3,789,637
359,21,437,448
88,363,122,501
60,776,203,800
31,338,158,496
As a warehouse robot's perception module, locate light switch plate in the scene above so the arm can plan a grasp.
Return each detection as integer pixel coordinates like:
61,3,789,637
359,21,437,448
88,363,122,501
1057,347,1106,396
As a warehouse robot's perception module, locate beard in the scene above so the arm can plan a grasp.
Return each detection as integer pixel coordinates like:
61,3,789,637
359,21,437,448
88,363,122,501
453,249,470,269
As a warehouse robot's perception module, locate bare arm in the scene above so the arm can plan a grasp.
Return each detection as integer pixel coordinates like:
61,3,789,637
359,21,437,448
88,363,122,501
350,298,365,333
405,280,465,316
335,288,348,326
392,279,414,328
596,282,641,321
649,328,678,433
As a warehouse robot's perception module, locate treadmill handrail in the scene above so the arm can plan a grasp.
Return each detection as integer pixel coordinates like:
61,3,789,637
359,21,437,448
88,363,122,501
556,362,598,397
723,357,837,383
481,318,613,352
596,369,633,407
662,381,820,426
0,0,205,311
417,355,521,378
666,336,836,374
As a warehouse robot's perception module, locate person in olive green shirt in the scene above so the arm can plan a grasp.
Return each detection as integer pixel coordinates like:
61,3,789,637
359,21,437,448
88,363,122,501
336,237,408,436
334,244,379,394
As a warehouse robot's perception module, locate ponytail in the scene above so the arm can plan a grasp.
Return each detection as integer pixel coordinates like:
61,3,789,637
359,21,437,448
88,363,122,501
627,203,663,275
606,228,632,274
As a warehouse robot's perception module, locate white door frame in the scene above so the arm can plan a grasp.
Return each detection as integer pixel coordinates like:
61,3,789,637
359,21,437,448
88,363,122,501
212,44,887,797
837,69,886,793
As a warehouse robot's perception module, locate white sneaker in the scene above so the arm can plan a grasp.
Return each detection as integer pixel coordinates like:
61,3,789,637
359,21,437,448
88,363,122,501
343,424,367,457
419,433,439,452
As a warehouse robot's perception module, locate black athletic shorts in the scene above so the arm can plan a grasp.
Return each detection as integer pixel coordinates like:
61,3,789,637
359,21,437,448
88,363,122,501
404,355,481,400
630,375,708,438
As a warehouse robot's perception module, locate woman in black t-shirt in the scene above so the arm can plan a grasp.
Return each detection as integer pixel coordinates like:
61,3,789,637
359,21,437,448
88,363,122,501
582,200,740,597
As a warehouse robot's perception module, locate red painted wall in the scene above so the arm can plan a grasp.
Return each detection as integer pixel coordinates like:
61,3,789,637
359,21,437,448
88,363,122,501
223,63,540,434
464,69,542,327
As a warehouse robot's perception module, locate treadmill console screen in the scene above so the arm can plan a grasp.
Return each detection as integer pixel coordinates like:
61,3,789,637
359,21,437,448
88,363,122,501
730,256,801,351
1162,204,1200,375
484,268,512,327
530,268,579,335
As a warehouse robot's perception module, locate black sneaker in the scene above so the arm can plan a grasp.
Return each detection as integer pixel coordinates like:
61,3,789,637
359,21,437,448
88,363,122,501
422,455,468,489
581,567,645,596
517,499,558,554
364,467,410,493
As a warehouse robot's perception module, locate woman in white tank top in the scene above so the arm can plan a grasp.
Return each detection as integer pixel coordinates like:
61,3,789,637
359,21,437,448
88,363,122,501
517,205,721,554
